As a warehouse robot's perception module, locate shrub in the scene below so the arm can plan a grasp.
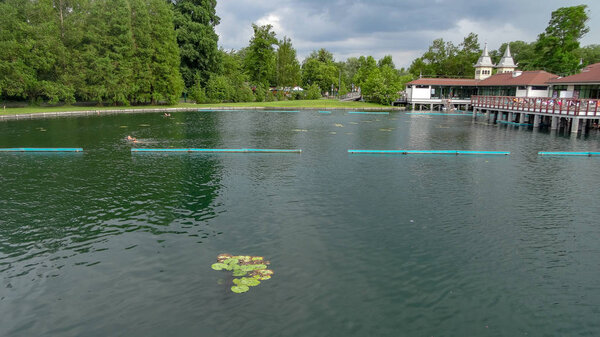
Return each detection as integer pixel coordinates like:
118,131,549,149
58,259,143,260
190,84,207,104
305,83,321,100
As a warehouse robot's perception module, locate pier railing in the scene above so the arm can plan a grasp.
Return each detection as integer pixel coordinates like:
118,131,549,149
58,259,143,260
471,96,600,117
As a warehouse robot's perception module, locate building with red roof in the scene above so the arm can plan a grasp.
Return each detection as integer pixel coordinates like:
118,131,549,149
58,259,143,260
547,63,600,99
404,45,562,109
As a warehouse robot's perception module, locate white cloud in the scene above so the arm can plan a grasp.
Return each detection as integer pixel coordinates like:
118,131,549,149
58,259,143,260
438,19,535,50
215,0,600,67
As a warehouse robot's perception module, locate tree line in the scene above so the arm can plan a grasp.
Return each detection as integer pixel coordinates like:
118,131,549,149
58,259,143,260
0,0,408,106
409,5,599,78
0,2,595,106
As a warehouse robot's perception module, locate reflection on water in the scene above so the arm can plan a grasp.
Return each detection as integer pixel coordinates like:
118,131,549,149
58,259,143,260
1,110,600,337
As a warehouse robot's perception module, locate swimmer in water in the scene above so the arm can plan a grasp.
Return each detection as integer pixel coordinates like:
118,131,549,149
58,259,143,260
126,135,137,142
164,113,171,117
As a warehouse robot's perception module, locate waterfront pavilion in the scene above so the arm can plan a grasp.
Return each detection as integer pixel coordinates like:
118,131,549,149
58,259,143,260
405,44,559,111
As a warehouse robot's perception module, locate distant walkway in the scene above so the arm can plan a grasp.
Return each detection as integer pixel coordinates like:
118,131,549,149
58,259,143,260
339,92,362,102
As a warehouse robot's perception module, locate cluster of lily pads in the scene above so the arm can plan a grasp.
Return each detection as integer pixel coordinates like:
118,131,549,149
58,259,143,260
211,254,274,294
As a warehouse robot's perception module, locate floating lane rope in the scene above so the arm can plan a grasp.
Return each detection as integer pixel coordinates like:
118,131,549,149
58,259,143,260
348,111,390,115
0,148,83,152
319,111,332,114
498,121,533,126
132,148,302,153
539,152,600,157
348,150,510,155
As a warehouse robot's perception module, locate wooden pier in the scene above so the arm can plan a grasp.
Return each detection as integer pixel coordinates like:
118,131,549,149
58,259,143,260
471,95,600,134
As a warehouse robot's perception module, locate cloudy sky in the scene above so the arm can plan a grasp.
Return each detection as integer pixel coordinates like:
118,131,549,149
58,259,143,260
215,0,600,68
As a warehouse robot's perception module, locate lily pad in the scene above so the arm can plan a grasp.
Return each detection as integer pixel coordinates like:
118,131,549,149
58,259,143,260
231,285,249,294
211,263,228,271
240,277,260,287
252,264,267,270
223,258,239,265
233,269,247,277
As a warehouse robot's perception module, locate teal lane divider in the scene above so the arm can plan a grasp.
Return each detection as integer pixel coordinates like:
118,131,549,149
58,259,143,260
349,111,389,115
319,111,331,114
348,150,510,155
132,148,302,153
498,120,533,126
406,112,472,116
0,148,83,152
539,152,600,156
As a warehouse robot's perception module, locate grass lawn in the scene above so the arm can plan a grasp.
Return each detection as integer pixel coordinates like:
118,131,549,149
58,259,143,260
1,100,392,115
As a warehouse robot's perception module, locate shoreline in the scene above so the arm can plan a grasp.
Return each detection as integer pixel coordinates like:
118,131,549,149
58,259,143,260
0,105,405,122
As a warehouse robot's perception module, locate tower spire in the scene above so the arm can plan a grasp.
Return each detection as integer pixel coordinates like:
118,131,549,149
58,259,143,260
474,42,494,80
496,43,517,73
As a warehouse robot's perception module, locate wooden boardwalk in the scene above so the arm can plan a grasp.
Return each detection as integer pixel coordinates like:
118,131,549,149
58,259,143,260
471,95,600,133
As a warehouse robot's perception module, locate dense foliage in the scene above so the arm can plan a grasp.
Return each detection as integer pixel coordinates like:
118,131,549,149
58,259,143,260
172,0,221,88
0,3,594,106
0,0,183,105
408,33,481,78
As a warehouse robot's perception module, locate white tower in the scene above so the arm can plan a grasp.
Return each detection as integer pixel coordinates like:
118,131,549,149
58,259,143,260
474,43,494,80
496,45,517,74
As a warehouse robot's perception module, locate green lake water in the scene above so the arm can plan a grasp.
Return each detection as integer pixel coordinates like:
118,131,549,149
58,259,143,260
1,110,599,336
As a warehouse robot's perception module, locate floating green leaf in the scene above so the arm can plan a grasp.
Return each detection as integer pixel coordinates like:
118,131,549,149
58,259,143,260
223,258,239,265
211,263,228,271
231,285,249,293
240,277,260,287
233,269,247,277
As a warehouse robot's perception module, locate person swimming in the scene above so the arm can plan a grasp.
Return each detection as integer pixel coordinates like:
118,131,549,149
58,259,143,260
126,135,137,142
164,113,171,117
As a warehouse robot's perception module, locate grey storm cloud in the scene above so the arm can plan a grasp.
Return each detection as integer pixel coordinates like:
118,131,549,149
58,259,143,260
215,0,600,68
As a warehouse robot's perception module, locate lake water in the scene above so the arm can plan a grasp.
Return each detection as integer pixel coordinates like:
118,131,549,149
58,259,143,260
1,110,599,336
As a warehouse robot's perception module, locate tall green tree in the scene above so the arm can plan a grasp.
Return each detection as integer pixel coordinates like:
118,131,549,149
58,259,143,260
408,33,480,78
276,36,301,88
377,55,395,69
77,0,135,105
533,5,589,75
301,48,338,93
361,65,402,105
353,56,377,86
244,24,278,86
171,0,220,88
218,49,253,102
145,0,184,104
575,45,600,67
341,57,360,89
0,0,71,103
